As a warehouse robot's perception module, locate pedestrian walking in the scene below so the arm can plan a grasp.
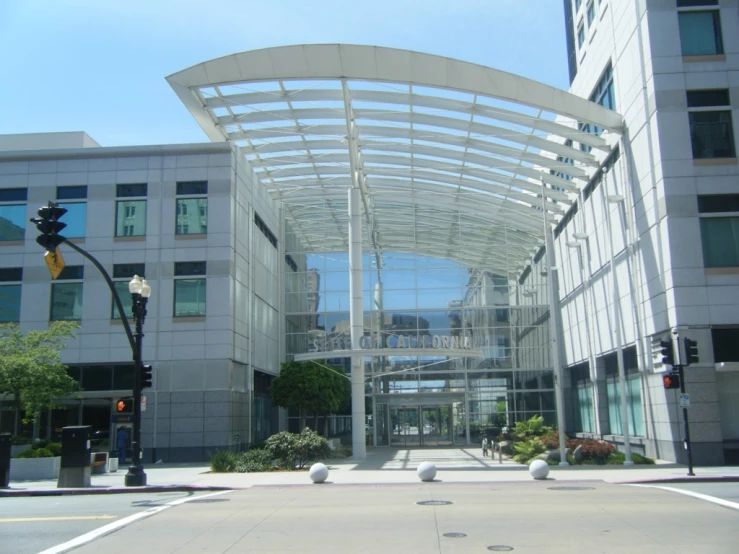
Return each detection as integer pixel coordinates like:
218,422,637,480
482,437,488,457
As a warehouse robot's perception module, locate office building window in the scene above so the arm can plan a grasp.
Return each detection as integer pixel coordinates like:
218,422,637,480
111,263,146,319
50,265,84,321
115,184,147,237
0,188,27,242
0,267,22,322
174,261,206,317
586,1,595,27
698,194,739,267
579,64,615,152
575,0,582,11
176,181,207,235
712,328,739,363
577,22,585,48
56,186,87,238
678,1,723,56
687,89,735,159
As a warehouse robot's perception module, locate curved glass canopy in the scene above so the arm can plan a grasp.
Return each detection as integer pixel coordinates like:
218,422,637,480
167,44,622,275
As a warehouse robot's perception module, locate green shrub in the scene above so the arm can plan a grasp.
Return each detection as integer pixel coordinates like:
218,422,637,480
46,442,62,456
265,431,299,469
608,451,656,465
209,449,237,472
11,435,32,445
31,447,54,458
512,438,547,464
16,448,35,458
265,428,330,469
235,448,274,473
513,415,552,441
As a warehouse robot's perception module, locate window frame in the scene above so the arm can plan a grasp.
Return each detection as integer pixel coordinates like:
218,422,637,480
175,181,208,237
698,195,739,268
111,263,146,320
173,261,207,318
0,267,23,323
115,183,148,238
50,265,84,322
677,2,724,57
0,188,28,243
687,89,736,160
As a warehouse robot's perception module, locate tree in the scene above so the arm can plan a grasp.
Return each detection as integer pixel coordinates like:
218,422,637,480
0,322,79,433
270,360,350,435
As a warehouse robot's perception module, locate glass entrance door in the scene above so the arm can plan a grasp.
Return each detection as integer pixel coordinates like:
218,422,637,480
389,405,454,447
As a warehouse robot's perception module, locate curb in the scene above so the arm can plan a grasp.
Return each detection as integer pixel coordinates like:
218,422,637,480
620,476,739,485
0,485,237,497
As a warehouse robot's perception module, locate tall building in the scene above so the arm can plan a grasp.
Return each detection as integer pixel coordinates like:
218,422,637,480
2,11,737,464
557,0,739,464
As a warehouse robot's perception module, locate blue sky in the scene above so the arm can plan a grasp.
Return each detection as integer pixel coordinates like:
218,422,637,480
0,0,569,147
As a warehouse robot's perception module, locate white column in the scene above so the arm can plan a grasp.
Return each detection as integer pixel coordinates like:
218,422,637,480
349,187,366,459
542,181,569,466
603,168,633,465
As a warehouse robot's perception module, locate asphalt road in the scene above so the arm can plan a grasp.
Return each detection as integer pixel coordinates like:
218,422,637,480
0,491,219,554
3,480,732,554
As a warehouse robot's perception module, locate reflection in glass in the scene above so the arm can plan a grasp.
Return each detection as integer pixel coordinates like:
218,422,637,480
0,204,26,241
176,198,208,235
51,283,83,321
115,200,146,237
111,281,134,320
0,284,21,322
174,278,206,317
58,203,86,238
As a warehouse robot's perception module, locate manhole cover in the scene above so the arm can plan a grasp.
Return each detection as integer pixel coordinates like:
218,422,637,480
487,546,514,552
547,486,595,491
416,500,453,506
189,498,231,503
443,533,467,538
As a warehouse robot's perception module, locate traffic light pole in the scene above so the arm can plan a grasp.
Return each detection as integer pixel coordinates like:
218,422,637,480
677,363,694,476
60,239,147,485
673,331,694,477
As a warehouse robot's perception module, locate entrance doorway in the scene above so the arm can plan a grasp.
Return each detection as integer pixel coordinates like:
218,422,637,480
388,404,462,447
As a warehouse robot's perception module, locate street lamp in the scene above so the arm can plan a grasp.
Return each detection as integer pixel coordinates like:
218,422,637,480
125,274,152,487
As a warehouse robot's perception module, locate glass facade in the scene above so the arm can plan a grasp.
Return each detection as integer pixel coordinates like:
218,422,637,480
285,237,556,446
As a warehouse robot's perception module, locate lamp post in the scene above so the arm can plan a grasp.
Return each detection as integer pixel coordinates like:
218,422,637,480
125,274,151,487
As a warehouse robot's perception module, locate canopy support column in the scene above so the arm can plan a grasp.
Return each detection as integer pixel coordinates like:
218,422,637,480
542,180,569,467
349,187,366,460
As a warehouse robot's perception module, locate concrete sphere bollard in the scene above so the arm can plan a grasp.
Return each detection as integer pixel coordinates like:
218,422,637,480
309,462,329,483
417,461,437,482
528,459,550,480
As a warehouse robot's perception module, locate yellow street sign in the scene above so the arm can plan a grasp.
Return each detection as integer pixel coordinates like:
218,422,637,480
44,247,65,279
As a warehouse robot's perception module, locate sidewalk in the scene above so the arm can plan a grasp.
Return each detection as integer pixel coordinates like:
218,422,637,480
4,447,739,496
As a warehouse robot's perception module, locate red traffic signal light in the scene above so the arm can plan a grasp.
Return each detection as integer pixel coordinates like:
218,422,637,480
663,372,680,390
116,398,133,412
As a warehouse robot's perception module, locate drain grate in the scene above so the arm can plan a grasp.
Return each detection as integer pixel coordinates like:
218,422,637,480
547,486,595,491
487,546,514,552
443,533,467,538
416,500,453,506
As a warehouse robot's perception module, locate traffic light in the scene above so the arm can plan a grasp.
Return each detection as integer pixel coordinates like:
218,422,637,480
663,371,681,390
141,364,153,389
116,397,133,413
659,338,675,366
30,202,67,253
684,337,699,366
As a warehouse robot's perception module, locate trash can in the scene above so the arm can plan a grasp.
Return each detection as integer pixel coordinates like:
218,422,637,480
0,433,11,488
57,426,91,488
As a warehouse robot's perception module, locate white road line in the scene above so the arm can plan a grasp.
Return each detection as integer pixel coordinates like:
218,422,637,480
629,484,739,512
37,489,233,554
